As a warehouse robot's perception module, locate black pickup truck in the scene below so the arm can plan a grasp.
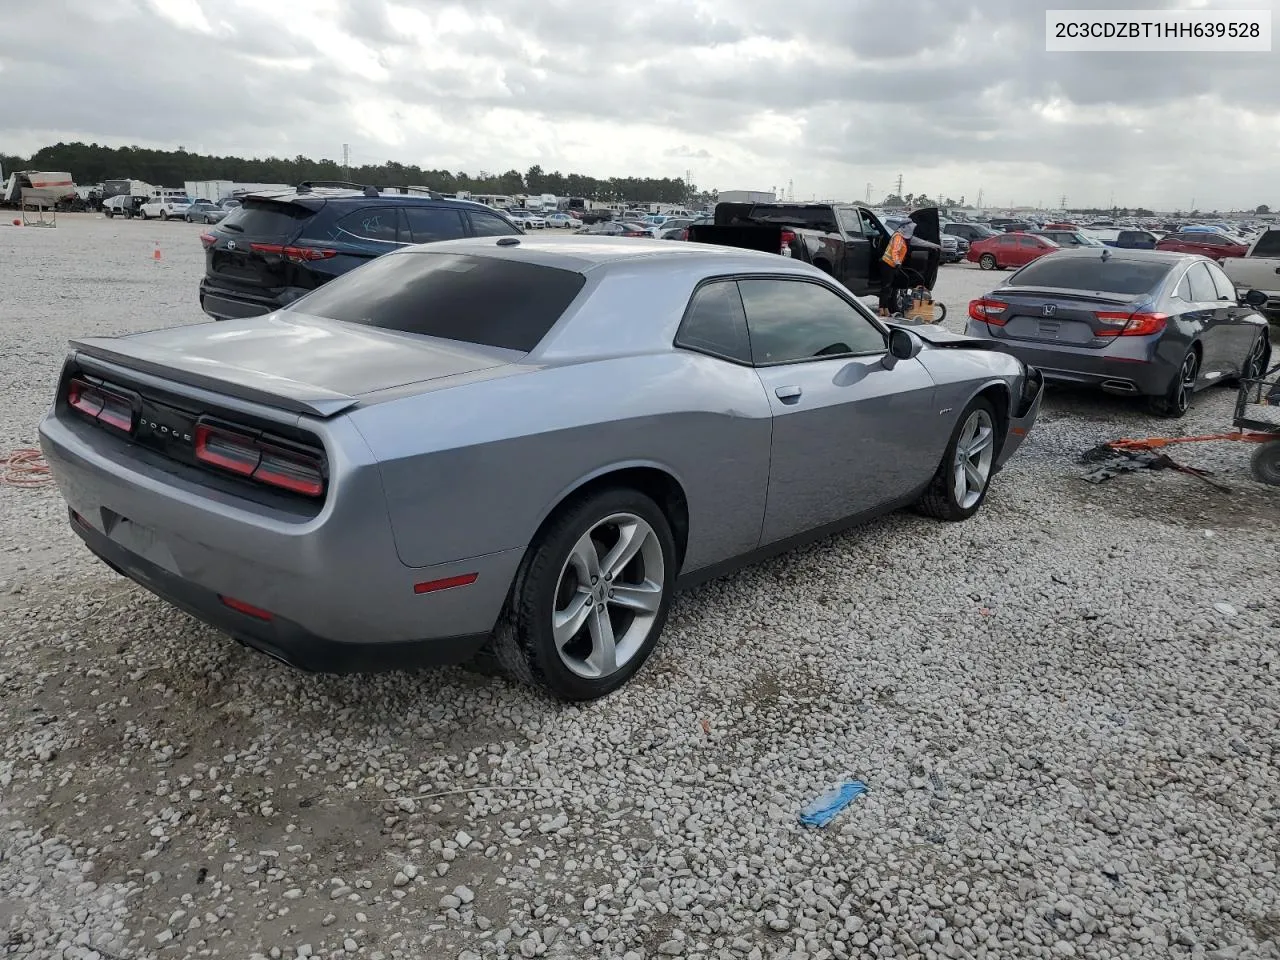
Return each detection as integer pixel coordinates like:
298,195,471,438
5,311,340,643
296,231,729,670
687,201,941,297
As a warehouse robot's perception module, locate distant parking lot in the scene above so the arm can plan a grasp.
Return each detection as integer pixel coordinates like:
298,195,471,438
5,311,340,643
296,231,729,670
1,215,1278,960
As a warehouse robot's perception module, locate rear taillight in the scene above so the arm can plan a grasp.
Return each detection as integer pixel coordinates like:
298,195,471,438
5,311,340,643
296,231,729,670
969,298,1008,325
194,421,326,497
66,378,135,433
249,242,338,264
780,229,796,257
200,233,217,249
1094,311,1168,337
679,228,689,241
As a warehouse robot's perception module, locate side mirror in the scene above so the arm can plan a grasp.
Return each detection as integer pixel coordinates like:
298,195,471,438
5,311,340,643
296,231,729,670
1243,288,1268,308
883,327,923,369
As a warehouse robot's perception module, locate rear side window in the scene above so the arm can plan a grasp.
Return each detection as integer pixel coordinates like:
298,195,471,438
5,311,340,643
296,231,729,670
218,199,311,239
1207,262,1237,301
1008,256,1171,295
675,281,751,363
336,207,401,243
403,206,465,243
289,252,586,352
746,205,839,231
468,211,521,237
1252,231,1280,257
1186,263,1216,302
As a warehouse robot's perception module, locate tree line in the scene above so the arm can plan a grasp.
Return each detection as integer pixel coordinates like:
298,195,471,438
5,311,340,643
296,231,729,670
0,142,714,204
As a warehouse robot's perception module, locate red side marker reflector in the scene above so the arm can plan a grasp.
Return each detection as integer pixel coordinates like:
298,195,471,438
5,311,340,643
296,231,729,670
220,595,274,621
413,573,478,595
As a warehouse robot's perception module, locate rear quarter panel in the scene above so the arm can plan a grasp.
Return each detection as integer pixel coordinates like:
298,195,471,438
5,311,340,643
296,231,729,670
346,353,774,574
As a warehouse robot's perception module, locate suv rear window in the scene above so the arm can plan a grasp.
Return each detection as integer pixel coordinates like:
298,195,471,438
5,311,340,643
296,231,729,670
1008,256,1171,295
289,252,586,352
219,199,310,239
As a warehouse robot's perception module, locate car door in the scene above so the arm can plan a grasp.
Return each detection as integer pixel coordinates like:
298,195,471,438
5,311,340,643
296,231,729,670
835,206,873,294
1205,259,1260,375
403,205,466,245
737,276,940,545
1015,235,1043,264
1179,261,1232,381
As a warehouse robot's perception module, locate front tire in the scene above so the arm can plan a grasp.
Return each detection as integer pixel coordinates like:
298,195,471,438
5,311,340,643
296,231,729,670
916,397,998,521
1241,330,1270,382
160,211,169,221
1251,441,1280,486
1149,347,1200,418
979,253,997,270
489,488,676,701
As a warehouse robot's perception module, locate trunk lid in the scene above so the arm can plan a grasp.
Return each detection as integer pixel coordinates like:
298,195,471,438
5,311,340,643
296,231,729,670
70,313,522,418
207,197,319,292
977,287,1147,349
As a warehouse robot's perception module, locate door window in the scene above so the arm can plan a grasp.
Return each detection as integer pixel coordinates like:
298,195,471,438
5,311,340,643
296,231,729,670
468,211,521,236
737,279,885,365
674,281,751,363
1185,262,1216,302
1206,262,1238,301
1017,236,1040,248
336,207,401,243
836,207,865,237
403,206,466,243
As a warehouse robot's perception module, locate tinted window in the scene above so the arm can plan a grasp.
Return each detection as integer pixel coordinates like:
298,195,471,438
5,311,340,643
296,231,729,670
836,207,864,236
1186,263,1216,302
337,207,401,243
747,205,838,231
1194,233,1226,246
1008,257,1171,295
468,211,520,237
675,281,751,363
737,279,884,364
290,252,586,352
998,236,1018,246
218,199,310,239
1207,262,1237,301
1253,231,1280,257
403,206,465,243
1018,236,1040,247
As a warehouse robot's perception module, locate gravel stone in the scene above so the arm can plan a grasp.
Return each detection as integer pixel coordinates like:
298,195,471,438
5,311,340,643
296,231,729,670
0,218,1277,959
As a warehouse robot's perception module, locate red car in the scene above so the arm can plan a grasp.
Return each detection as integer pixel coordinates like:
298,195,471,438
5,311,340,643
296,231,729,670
967,232,1059,270
1155,231,1248,262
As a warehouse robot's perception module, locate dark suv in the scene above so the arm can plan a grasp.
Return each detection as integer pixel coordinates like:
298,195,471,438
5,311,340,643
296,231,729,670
198,184,523,321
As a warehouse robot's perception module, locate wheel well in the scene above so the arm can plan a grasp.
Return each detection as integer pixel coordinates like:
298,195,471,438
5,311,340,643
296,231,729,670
975,383,1010,454
813,258,832,274
539,468,690,567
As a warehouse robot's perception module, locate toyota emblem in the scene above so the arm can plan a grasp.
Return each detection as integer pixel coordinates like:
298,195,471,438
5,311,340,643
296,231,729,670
226,240,236,251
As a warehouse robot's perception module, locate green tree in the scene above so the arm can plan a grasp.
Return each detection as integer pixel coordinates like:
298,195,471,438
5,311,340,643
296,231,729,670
1256,203,1271,215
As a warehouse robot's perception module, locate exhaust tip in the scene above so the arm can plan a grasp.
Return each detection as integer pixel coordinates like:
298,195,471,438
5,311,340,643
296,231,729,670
1100,379,1139,394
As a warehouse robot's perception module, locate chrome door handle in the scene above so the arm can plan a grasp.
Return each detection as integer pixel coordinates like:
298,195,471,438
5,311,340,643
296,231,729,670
775,385,802,401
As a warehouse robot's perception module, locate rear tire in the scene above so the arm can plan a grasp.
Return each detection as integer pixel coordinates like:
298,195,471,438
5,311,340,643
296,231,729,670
1149,347,1200,418
160,211,169,221
1241,330,1270,382
979,253,997,270
916,397,999,521
1251,441,1280,486
483,487,676,701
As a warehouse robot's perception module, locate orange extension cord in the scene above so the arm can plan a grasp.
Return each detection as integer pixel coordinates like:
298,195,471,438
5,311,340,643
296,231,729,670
2,448,54,487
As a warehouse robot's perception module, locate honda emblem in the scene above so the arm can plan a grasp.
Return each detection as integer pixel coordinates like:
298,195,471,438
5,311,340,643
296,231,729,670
1041,304,1057,317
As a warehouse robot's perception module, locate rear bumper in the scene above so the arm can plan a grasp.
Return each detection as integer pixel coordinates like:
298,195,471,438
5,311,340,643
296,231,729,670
39,410,522,672
199,279,284,321
963,321,1172,396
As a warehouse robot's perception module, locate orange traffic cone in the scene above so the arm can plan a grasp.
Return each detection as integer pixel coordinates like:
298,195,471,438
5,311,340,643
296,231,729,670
153,242,162,262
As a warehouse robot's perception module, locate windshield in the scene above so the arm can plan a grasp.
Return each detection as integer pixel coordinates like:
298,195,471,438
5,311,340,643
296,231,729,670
1008,256,1171,295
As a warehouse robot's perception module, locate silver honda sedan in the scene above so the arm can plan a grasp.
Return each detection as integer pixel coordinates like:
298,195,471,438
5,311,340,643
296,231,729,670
39,236,1042,700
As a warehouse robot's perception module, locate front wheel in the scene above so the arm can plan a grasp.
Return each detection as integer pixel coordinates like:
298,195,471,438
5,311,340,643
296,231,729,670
979,253,997,270
1149,348,1199,418
487,488,676,701
916,397,999,521
1241,330,1270,382
160,211,169,221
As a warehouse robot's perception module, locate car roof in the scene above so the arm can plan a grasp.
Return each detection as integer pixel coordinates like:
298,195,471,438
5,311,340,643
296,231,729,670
243,188,503,214
1043,247,1201,264
392,233,816,274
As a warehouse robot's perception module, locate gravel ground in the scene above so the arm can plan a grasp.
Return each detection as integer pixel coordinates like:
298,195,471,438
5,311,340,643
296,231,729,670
1,215,1278,960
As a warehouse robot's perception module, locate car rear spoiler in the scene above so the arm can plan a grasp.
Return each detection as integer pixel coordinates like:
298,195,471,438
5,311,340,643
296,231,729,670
68,337,360,418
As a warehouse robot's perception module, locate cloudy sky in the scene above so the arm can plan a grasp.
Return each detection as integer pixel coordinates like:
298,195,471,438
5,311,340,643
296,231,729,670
1,0,1275,210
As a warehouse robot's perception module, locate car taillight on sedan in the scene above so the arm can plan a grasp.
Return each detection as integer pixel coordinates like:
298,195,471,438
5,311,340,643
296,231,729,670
194,421,326,497
1093,311,1169,337
968,298,1008,325
67,378,136,433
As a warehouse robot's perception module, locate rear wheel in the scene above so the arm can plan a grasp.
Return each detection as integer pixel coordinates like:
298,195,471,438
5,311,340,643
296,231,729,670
1242,330,1270,381
160,210,169,221
916,397,998,521
485,488,676,701
979,253,997,270
1251,441,1280,486
1149,347,1200,418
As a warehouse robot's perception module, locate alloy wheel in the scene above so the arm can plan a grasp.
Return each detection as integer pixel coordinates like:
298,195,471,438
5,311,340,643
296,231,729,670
552,512,665,680
952,408,995,509
1174,351,1199,414
1244,334,1268,380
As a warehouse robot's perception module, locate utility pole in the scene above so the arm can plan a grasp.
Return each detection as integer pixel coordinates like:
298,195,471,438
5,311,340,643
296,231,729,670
976,187,984,209
788,178,794,201
1060,193,1067,210
865,182,872,203
895,173,903,197
342,143,350,179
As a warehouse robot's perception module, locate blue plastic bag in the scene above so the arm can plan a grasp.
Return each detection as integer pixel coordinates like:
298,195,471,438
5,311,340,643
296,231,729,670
798,780,867,827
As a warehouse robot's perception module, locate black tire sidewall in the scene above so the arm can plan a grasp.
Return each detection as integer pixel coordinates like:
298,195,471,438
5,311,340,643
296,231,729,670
517,488,677,701
980,254,996,270
1251,441,1280,486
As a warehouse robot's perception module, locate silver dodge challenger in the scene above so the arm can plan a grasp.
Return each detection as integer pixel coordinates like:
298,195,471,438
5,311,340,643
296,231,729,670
39,236,1043,700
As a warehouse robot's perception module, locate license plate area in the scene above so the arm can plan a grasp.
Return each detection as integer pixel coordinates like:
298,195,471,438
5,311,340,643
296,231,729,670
103,509,179,574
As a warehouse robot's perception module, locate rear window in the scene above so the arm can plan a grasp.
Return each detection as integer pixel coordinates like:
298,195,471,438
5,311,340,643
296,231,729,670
747,205,839,231
1008,256,1171,295
1252,231,1280,257
219,199,311,239
288,252,587,352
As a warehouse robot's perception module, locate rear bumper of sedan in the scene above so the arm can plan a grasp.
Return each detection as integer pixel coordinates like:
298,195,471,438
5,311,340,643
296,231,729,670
39,411,521,673
964,321,1173,396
